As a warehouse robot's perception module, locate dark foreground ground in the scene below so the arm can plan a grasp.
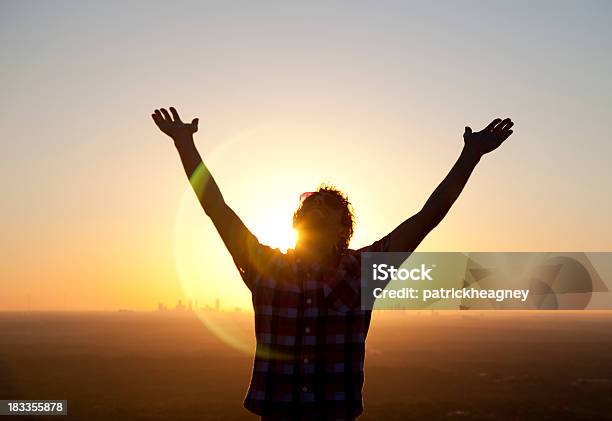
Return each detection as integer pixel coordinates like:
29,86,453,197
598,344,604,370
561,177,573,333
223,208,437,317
1,311,612,420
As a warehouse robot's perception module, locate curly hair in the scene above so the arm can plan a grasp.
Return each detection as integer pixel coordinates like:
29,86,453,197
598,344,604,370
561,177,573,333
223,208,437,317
293,184,355,251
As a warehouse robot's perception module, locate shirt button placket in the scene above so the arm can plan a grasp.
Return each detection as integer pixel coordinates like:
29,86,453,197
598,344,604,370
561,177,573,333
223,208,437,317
301,268,313,399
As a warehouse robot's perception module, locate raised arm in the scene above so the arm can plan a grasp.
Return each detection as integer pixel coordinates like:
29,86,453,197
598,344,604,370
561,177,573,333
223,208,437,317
386,118,514,252
151,107,263,275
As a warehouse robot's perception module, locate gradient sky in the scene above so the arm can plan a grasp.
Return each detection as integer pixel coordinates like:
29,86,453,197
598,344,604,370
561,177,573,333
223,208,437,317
2,0,611,311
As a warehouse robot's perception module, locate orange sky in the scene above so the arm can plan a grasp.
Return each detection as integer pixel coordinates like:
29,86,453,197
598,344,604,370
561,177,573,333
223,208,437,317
2,2,612,311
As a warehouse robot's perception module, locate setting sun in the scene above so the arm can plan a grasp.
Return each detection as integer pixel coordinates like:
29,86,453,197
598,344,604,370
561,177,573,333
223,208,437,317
256,216,297,253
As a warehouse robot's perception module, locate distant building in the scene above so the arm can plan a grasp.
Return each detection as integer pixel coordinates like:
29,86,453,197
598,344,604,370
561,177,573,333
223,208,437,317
175,300,186,312
215,298,220,312
158,303,167,312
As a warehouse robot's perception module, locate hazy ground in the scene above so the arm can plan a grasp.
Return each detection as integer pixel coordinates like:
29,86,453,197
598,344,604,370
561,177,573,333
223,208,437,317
1,311,611,420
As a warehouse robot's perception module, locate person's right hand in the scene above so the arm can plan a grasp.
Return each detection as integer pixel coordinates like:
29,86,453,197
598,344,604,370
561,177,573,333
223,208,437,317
152,107,198,143
463,118,513,157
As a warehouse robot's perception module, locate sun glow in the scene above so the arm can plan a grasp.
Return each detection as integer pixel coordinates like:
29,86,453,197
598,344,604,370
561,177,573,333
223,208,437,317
255,215,298,253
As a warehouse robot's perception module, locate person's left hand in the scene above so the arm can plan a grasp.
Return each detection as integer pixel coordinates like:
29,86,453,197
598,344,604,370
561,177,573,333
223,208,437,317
463,118,514,156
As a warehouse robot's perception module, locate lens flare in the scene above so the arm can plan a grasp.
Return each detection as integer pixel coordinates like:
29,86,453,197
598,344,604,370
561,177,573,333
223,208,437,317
172,125,303,357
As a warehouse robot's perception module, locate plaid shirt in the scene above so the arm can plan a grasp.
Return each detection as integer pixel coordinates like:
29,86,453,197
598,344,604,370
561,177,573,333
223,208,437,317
234,234,391,420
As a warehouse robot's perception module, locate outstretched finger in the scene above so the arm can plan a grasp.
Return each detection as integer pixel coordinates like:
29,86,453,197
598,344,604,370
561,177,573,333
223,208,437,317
499,120,514,132
485,118,502,132
160,108,171,121
169,107,183,123
502,129,513,140
494,118,511,133
152,110,165,124
190,118,199,132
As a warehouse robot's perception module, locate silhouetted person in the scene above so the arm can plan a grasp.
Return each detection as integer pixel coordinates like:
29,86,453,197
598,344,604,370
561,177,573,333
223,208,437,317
152,107,514,420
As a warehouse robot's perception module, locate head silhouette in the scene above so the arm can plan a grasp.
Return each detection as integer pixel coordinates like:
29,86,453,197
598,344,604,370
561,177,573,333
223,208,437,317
293,185,355,258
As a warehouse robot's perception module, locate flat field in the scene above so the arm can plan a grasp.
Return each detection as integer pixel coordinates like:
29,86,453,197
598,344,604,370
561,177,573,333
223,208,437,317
1,311,611,420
